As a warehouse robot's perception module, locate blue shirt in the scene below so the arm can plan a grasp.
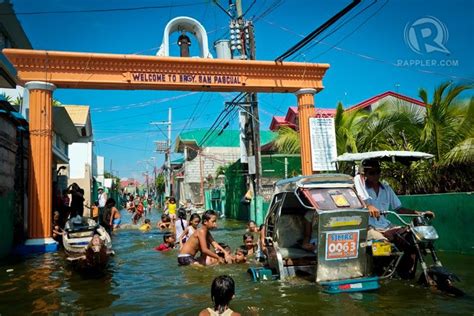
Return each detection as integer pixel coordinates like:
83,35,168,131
365,182,402,230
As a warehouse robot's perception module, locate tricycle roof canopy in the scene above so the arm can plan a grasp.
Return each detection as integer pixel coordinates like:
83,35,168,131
275,173,353,193
335,151,434,163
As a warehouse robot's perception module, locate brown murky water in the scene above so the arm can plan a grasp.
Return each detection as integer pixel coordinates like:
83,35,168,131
1,209,473,315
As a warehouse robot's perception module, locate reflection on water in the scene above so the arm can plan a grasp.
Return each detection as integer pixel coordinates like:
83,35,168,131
0,209,473,315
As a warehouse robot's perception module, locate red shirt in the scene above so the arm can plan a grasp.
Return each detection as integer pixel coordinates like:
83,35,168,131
137,203,144,214
155,243,172,251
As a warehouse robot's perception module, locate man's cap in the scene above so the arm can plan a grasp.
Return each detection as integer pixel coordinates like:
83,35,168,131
98,187,103,190
361,159,380,169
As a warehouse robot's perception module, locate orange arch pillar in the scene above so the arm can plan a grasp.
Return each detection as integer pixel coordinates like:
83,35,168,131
296,88,317,176
24,81,57,250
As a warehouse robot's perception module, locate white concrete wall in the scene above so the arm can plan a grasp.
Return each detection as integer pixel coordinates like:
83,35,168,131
96,155,104,184
68,142,93,178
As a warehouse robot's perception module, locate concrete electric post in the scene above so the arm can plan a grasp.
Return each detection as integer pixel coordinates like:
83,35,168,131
151,107,172,198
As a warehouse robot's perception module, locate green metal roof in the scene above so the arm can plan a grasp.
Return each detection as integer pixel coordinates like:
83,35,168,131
175,129,276,152
171,157,185,165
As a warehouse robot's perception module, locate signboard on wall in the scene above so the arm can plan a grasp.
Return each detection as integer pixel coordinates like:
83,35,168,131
309,117,337,171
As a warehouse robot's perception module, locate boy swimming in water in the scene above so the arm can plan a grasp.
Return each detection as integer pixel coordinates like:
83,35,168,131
234,247,247,264
178,210,231,266
139,219,152,232
155,233,176,251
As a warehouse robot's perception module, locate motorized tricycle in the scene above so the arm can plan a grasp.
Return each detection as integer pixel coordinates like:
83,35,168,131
249,173,379,293
249,151,463,296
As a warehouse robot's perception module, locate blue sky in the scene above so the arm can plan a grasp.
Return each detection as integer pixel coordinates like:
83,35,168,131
10,0,473,179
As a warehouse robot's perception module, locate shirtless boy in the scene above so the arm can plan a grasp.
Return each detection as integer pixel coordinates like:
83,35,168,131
178,210,232,266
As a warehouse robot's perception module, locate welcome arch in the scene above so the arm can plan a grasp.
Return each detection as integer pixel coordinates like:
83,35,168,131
3,48,329,249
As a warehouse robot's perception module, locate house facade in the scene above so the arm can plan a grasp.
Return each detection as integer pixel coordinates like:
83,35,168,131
174,129,275,205
269,91,426,131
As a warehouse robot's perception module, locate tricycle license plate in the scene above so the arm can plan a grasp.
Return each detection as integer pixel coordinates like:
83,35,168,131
325,230,359,260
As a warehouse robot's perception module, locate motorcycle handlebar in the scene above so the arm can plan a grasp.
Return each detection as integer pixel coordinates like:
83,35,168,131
379,211,410,225
379,210,430,226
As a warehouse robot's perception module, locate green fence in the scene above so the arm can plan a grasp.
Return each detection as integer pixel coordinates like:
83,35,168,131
224,154,301,223
224,161,248,220
399,192,474,254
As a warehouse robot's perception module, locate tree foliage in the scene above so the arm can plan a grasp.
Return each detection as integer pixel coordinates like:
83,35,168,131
274,126,300,154
155,174,165,194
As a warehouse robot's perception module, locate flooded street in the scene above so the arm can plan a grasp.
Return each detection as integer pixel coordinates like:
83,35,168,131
1,209,473,315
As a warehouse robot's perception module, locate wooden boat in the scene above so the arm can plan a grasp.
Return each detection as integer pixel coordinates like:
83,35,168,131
63,216,114,270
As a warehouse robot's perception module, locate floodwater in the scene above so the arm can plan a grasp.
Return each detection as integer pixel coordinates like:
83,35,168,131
1,209,473,315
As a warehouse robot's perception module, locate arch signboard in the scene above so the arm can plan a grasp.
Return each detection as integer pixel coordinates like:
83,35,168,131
3,47,329,247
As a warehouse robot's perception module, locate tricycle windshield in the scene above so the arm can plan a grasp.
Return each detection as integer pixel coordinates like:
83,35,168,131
308,188,363,210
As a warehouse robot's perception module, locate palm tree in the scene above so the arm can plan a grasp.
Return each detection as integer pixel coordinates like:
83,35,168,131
418,82,473,164
273,126,300,154
335,101,361,154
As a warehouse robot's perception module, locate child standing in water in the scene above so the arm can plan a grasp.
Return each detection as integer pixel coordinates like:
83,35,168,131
167,197,177,225
108,198,121,231
175,208,188,242
178,213,201,248
199,275,240,316
242,233,256,256
178,210,231,266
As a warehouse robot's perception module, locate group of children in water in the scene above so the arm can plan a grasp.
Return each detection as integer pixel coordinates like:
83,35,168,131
156,208,246,314
149,205,264,267
86,192,263,270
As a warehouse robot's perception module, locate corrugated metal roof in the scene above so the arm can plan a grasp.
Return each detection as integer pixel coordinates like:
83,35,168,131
175,129,276,152
171,157,185,164
63,105,90,125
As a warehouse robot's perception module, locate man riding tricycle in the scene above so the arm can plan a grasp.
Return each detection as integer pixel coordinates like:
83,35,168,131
249,151,463,296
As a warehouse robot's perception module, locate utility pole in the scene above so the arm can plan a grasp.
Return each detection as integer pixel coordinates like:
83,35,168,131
216,0,260,220
151,107,172,198
235,0,261,218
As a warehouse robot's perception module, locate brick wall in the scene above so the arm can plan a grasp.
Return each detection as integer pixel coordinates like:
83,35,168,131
183,147,240,203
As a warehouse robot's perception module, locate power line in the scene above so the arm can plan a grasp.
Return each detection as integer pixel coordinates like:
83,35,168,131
263,19,474,82
2,2,209,16
99,141,156,152
275,0,361,62
91,92,198,113
253,0,285,22
198,92,247,147
289,0,379,61
308,0,389,61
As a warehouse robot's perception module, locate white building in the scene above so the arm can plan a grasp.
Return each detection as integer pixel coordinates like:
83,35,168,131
63,105,95,213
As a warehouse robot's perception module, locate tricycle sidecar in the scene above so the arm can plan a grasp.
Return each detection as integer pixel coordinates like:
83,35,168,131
250,174,379,293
